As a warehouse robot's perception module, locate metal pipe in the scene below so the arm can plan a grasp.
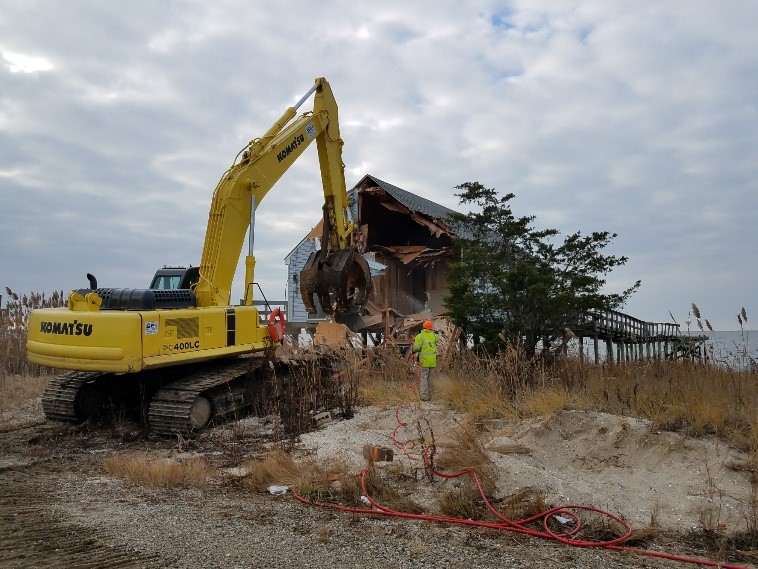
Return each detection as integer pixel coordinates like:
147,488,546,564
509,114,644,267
294,82,319,111
249,195,256,255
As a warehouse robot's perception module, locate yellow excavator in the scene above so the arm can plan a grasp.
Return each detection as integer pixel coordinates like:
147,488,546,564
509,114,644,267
26,77,372,434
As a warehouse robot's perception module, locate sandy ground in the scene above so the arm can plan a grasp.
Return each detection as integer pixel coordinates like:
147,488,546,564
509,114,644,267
1,397,756,568
299,403,753,533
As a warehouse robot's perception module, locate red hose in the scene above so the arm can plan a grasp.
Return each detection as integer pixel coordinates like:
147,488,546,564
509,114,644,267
290,382,752,568
390,367,423,461
291,466,750,568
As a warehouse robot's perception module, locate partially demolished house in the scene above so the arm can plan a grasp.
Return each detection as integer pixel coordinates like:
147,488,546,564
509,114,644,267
284,174,457,345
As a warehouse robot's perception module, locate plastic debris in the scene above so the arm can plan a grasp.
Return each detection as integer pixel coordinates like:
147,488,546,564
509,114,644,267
268,485,289,495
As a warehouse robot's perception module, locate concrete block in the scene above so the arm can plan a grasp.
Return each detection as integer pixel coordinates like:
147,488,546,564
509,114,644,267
363,444,394,462
311,411,331,427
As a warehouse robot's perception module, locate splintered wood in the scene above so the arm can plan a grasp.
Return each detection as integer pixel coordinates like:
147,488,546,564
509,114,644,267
313,322,362,349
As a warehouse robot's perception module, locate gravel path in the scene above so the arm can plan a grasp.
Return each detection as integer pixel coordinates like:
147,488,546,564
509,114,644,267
0,409,754,569
47,469,692,569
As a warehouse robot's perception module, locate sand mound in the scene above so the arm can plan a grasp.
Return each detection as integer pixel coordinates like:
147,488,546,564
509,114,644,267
298,405,754,532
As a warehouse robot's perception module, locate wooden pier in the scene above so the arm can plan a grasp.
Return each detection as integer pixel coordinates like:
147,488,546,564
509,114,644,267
575,309,706,364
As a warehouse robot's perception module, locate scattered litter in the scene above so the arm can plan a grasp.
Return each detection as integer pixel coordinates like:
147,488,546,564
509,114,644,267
311,411,332,427
360,495,371,506
553,515,573,525
268,485,289,495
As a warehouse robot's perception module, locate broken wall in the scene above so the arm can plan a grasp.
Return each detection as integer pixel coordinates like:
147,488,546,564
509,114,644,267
285,174,458,339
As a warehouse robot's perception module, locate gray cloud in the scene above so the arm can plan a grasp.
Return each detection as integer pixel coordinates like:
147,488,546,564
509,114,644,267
1,1,756,329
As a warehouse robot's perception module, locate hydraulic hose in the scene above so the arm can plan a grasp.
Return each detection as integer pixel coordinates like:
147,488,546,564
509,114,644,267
290,370,752,568
291,465,751,568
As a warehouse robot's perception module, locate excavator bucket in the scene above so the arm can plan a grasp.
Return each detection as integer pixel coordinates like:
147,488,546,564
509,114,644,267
299,249,372,317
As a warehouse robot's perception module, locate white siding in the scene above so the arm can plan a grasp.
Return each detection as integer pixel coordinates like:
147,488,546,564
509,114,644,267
286,238,322,325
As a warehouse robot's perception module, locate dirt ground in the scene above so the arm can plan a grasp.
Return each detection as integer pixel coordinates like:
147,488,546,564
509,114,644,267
1,397,756,569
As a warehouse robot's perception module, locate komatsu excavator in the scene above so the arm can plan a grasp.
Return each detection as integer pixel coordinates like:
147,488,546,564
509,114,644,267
26,77,372,434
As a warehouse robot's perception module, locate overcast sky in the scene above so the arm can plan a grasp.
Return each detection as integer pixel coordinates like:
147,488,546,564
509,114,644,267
1,1,755,330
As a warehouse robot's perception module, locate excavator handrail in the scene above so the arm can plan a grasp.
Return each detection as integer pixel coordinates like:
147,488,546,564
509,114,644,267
245,282,271,313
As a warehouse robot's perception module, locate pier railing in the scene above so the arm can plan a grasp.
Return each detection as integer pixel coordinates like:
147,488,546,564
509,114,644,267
574,309,703,363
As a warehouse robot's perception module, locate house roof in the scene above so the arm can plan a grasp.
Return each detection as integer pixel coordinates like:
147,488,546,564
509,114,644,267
284,174,458,260
355,175,456,221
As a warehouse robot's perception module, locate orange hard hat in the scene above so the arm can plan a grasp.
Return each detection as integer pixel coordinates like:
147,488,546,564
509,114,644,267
423,320,433,330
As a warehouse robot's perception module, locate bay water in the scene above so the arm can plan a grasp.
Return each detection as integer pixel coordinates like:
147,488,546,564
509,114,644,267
576,329,756,369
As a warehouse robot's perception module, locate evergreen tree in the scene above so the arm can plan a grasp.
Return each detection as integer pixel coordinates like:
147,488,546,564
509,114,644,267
445,182,640,355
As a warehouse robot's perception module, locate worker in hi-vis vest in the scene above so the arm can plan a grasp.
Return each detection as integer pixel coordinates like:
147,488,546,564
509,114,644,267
412,320,438,401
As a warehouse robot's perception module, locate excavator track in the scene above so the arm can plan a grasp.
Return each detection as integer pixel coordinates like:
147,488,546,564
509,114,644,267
39,357,276,435
147,358,265,435
41,371,104,422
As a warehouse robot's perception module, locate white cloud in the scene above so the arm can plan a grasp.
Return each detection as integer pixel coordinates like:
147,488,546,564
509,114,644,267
1,50,53,73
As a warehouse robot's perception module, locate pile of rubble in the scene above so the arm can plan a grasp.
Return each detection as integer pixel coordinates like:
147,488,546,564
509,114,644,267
286,314,461,368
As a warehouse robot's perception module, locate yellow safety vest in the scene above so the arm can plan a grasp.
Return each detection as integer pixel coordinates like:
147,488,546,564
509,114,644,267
413,329,438,368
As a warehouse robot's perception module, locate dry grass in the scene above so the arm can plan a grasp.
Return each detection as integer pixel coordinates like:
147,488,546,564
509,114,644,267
498,487,548,521
0,374,48,412
516,385,573,418
1,287,65,377
241,449,305,491
353,466,425,513
559,509,630,543
451,354,757,450
436,420,496,484
437,483,492,520
438,373,515,421
437,472,548,523
359,340,758,451
573,360,758,450
435,419,502,519
356,343,758,453
104,452,211,488
252,453,356,503
357,373,413,406
236,445,428,514
438,485,549,528
356,350,418,405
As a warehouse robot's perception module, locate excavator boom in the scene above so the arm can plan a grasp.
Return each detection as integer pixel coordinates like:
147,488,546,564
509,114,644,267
195,77,370,311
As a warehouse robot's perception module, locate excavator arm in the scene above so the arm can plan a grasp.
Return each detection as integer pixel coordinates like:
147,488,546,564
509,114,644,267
194,77,371,314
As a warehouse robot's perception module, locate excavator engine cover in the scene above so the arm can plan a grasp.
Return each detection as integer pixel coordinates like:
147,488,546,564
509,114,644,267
300,249,372,316
97,288,196,310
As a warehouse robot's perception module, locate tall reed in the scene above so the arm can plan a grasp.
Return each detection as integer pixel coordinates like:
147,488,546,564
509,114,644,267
1,287,65,379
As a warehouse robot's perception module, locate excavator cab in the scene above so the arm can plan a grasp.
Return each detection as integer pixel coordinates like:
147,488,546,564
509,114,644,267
149,266,200,291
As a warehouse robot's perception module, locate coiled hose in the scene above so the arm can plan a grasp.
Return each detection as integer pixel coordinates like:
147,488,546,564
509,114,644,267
291,381,751,568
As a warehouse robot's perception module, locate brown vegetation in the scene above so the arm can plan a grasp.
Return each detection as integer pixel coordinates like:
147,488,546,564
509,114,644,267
1,289,63,413
357,345,758,454
0,374,49,413
1,287,65,377
241,449,307,491
104,452,210,488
